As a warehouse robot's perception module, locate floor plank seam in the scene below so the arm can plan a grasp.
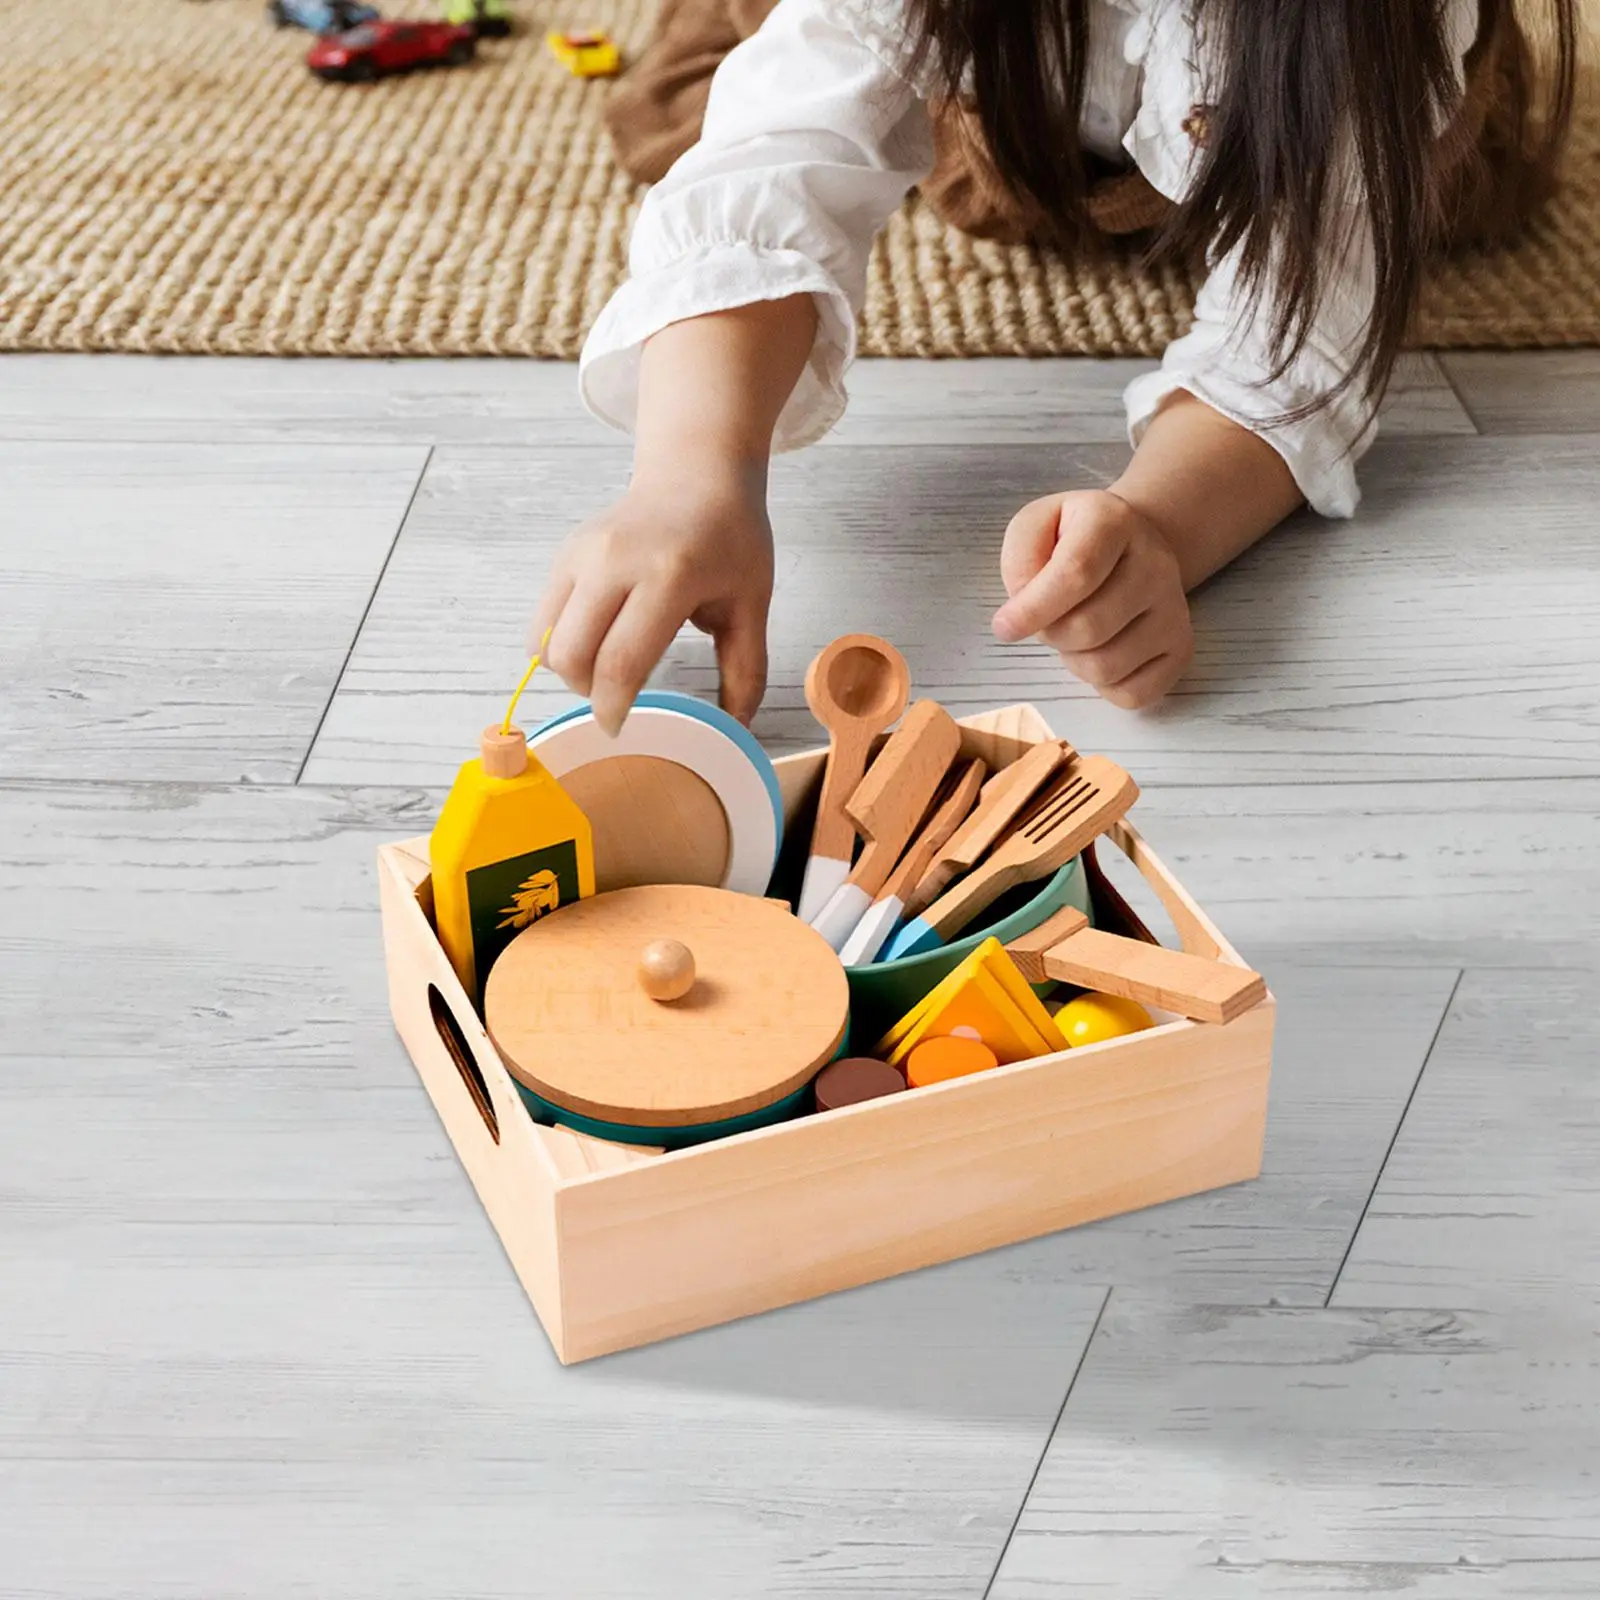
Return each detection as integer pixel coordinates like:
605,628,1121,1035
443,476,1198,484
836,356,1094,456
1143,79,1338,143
292,446,433,786
1434,355,1487,435
979,1287,1112,1600
1322,967,1464,1308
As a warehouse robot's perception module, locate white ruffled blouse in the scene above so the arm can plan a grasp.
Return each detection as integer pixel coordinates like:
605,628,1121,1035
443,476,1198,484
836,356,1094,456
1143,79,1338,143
579,0,1477,517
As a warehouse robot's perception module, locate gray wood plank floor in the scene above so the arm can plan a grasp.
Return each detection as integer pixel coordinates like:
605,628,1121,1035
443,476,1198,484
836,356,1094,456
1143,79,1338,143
2,350,1597,1598
1,441,427,783
991,1300,1600,1597
297,433,1600,787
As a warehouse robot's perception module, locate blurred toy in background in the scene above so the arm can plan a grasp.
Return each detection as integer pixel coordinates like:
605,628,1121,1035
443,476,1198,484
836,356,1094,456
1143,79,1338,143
444,0,512,36
269,0,379,31
547,28,620,77
308,17,476,79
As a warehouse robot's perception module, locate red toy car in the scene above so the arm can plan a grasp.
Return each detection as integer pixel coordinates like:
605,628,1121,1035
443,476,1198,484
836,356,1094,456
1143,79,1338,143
307,19,476,80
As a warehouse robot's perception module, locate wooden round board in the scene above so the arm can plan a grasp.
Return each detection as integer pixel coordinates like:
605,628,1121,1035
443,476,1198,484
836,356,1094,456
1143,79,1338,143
485,885,850,1128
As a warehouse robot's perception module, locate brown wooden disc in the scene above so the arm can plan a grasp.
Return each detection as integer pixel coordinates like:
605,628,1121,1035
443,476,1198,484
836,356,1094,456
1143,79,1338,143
484,885,849,1128
557,755,731,893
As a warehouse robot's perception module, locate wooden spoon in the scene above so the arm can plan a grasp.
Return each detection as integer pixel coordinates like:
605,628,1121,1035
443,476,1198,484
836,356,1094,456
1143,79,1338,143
796,635,910,923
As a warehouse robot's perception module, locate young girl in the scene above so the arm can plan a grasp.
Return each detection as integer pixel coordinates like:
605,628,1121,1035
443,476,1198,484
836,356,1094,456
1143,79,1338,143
536,0,1574,731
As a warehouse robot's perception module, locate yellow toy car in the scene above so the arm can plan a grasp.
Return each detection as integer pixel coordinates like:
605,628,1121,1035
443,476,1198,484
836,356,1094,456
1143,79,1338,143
546,28,620,77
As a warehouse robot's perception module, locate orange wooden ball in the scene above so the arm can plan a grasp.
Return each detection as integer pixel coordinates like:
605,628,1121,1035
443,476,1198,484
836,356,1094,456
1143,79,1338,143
905,1034,999,1088
637,939,696,1002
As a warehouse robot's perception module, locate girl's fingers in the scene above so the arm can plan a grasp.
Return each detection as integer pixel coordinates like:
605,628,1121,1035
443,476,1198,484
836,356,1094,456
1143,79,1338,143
588,583,693,737
998,494,1067,600
543,578,630,701
1101,649,1189,711
711,599,769,726
993,501,1128,643
1057,606,1167,689
1036,548,1154,655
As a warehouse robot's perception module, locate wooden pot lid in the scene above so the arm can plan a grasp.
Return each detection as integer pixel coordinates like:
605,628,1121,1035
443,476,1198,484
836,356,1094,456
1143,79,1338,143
484,885,849,1129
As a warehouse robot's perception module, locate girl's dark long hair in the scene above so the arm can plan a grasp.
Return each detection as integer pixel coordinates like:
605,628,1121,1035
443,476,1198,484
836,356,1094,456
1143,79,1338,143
908,0,1578,411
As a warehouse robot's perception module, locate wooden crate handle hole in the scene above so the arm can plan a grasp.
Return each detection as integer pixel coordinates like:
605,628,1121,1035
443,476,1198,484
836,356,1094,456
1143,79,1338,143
428,984,499,1144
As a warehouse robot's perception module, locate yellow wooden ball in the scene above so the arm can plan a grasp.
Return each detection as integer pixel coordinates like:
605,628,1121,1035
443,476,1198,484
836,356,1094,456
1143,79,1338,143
1057,992,1155,1047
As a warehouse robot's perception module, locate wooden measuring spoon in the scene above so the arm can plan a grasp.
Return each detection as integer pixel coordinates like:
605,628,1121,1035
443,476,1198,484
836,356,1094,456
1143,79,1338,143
810,700,962,948
899,739,1068,923
837,756,986,966
797,634,911,924
885,756,1139,960
1005,905,1266,1026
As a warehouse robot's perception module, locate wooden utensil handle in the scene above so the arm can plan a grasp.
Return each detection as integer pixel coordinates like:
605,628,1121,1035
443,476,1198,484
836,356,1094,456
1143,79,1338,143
1004,905,1090,982
810,723,875,862
920,858,1025,942
1038,928,1266,1025
844,834,900,899
881,758,986,903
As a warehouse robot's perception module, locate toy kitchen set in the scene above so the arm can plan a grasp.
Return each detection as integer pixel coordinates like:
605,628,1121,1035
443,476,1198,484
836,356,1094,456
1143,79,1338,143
378,634,1274,1363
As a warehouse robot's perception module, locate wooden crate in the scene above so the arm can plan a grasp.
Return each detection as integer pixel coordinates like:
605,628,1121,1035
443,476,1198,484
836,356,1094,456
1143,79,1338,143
378,706,1274,1363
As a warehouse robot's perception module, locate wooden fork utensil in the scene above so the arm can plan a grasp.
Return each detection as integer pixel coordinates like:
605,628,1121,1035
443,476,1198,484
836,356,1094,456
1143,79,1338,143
898,738,1068,923
884,755,1139,960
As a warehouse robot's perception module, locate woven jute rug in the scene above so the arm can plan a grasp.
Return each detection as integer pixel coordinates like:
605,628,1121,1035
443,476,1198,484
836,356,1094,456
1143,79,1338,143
0,0,1594,357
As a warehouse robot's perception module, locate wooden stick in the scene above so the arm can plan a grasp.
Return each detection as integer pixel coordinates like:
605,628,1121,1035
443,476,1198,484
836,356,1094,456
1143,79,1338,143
1006,905,1266,1025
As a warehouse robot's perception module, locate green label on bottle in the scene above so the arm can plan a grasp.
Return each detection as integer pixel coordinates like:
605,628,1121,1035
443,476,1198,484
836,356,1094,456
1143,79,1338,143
465,840,581,1000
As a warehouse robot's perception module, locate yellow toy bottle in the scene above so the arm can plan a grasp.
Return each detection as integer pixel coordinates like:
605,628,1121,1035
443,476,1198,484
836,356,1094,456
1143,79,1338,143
431,722,595,1006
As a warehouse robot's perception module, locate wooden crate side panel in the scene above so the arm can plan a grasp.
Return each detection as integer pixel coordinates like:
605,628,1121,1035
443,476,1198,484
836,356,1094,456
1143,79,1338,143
377,843,572,1358
552,997,1275,1362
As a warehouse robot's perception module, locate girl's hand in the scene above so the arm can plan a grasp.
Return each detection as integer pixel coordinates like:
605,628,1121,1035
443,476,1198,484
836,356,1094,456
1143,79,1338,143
991,489,1195,709
533,463,774,736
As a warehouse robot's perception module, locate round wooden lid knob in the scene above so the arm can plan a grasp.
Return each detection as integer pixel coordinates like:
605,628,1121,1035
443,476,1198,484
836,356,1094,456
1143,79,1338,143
480,724,528,779
638,938,696,1003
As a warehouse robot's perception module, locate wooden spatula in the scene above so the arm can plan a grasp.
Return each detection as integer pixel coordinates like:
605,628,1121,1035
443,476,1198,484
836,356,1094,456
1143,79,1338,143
899,739,1068,923
884,756,1139,960
809,700,961,949
1005,905,1266,1026
837,756,987,966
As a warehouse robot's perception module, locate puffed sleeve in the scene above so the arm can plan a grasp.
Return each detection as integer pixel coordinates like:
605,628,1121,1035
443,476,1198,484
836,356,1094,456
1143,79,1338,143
579,0,934,451
1119,0,1480,518
1123,223,1380,518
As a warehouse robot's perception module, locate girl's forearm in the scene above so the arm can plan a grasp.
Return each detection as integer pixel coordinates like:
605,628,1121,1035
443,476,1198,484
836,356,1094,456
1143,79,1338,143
1109,390,1305,590
634,297,819,482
